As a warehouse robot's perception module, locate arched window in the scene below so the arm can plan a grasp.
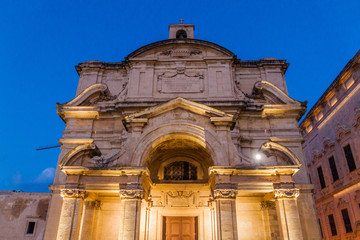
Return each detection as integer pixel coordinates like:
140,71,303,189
164,161,197,180
176,30,187,39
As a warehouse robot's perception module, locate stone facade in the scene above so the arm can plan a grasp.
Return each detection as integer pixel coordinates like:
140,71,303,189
0,191,51,240
300,50,360,239
44,23,321,239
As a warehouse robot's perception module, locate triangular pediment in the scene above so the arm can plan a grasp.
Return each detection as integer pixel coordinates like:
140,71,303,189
125,97,233,121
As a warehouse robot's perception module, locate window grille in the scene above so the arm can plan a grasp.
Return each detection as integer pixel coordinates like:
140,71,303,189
164,161,197,180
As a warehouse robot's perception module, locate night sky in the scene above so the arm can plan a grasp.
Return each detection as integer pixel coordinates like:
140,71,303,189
1,0,359,192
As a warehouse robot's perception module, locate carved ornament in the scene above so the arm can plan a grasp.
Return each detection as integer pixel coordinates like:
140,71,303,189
166,191,195,207
159,48,202,57
61,189,87,199
119,190,144,200
261,201,276,210
157,70,204,93
213,189,237,199
274,188,300,199
336,123,351,142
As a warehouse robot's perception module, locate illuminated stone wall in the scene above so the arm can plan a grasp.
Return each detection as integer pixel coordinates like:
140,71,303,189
301,50,360,239
43,23,322,240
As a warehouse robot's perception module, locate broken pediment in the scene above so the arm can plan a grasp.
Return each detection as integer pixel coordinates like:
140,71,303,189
253,81,302,105
58,83,115,107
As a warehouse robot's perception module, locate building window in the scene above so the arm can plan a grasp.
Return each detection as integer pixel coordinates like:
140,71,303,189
343,144,357,172
317,166,326,189
328,156,339,181
26,221,36,235
341,209,353,233
164,161,197,180
306,124,313,133
328,214,337,236
316,111,324,121
329,96,337,107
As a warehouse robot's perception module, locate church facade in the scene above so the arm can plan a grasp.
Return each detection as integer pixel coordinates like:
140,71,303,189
44,23,321,240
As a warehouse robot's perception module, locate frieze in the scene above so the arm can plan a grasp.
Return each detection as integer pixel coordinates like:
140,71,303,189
213,189,237,199
119,189,144,200
274,189,300,199
61,189,87,199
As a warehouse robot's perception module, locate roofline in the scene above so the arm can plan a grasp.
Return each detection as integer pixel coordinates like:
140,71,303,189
126,38,235,59
300,49,360,126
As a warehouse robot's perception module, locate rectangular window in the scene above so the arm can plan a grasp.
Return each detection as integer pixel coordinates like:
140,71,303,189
341,209,353,233
26,221,36,235
329,96,337,106
343,144,356,172
317,166,326,189
328,214,337,236
328,156,339,181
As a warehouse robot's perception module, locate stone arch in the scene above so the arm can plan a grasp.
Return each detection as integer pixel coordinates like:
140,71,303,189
131,123,224,182
59,143,101,167
259,141,301,166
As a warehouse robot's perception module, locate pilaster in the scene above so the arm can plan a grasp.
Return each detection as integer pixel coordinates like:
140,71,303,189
56,189,87,240
274,187,303,240
118,189,144,240
214,189,238,240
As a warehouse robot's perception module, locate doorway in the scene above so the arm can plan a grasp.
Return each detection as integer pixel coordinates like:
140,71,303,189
163,216,198,240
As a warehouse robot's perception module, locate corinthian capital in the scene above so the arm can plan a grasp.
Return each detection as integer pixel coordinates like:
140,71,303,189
213,189,237,199
61,189,87,199
119,189,144,200
274,188,300,199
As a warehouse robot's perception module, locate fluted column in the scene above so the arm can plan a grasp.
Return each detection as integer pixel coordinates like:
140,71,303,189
118,189,144,240
275,188,303,240
56,189,86,240
214,189,238,240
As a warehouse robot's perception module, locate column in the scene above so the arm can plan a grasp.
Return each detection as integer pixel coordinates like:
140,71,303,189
214,189,238,240
56,189,86,240
118,189,143,240
275,188,304,240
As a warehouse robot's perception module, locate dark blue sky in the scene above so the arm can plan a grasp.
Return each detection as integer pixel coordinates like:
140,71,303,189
0,0,359,192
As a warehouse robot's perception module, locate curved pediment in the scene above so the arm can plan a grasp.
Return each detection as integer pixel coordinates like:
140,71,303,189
259,141,301,167
253,81,302,105
127,39,235,60
59,83,115,107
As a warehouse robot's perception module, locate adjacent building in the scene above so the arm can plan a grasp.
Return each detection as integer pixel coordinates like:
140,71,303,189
43,23,321,240
0,191,51,240
300,50,360,239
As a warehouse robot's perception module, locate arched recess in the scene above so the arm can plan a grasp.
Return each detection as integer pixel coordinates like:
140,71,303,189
253,81,301,105
59,143,101,168
259,141,301,166
60,83,113,107
131,123,224,182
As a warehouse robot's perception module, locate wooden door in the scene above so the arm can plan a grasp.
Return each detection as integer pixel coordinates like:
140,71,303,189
164,216,197,240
